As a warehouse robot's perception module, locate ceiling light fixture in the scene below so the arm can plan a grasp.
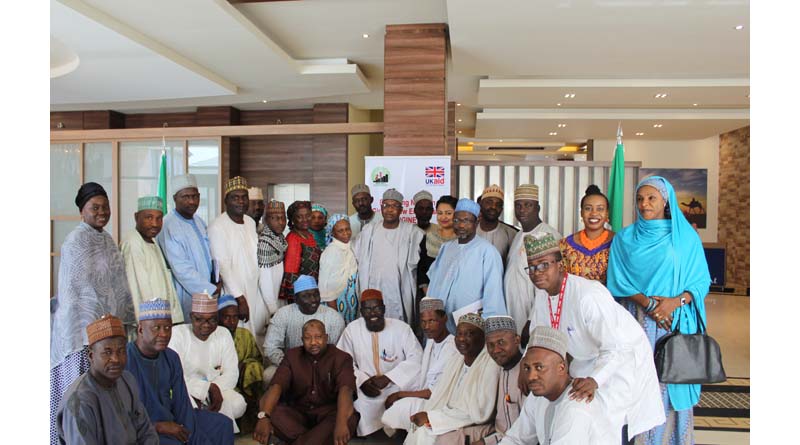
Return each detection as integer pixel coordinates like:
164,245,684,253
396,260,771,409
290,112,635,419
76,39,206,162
499,139,504,142
362,33,369,38
653,124,663,128
458,119,463,122
557,123,566,128
556,103,562,107
636,132,644,136
693,103,699,106
549,132,558,136
261,100,268,103
734,25,744,30
458,130,462,134
456,103,462,106
564,93,575,98
654,93,668,98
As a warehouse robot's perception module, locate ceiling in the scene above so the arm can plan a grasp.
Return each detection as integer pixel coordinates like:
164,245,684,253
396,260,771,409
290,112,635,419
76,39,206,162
50,0,749,146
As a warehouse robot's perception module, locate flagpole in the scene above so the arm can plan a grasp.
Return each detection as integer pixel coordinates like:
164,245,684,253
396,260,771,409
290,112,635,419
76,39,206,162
608,123,626,232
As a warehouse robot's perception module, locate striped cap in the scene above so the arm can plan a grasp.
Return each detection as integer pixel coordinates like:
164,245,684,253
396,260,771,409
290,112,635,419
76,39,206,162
524,233,560,260
419,297,444,313
137,196,164,212
457,313,485,331
514,184,539,202
86,314,125,345
191,293,218,314
265,200,285,215
481,184,505,201
224,176,249,195
138,298,172,321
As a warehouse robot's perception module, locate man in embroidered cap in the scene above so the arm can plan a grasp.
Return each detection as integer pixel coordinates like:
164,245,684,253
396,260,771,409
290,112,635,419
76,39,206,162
169,293,247,433
504,184,562,336
381,297,458,435
126,300,234,444
349,183,382,238
523,233,664,442
264,275,345,384
353,188,424,324
246,186,265,232
405,313,501,445
209,176,268,350
427,198,506,333
121,195,184,324
218,294,265,423
458,315,525,445
476,185,518,263
337,289,423,436
253,319,359,445
258,199,288,318
57,315,159,444
413,190,435,231
500,326,615,445
158,174,220,322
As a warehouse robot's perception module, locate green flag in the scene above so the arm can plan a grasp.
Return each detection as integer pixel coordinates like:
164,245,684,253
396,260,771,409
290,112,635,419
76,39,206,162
608,124,625,232
157,150,168,213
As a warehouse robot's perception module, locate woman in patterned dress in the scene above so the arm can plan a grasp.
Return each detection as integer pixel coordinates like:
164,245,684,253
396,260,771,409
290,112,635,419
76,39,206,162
560,184,614,283
277,201,322,303
319,214,360,324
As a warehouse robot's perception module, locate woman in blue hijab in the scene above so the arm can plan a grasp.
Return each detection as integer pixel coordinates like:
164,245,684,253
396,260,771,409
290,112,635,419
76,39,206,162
607,176,711,445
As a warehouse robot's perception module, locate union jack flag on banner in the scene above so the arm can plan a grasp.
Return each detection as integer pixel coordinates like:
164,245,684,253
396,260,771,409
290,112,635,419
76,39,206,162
425,166,445,178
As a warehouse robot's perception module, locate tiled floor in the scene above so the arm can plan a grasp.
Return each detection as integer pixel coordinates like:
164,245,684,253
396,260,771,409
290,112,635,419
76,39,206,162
235,294,750,444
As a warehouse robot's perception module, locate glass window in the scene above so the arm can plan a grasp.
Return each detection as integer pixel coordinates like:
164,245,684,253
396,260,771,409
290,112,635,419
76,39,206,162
120,141,185,236
188,140,220,226
84,142,115,237
50,143,80,216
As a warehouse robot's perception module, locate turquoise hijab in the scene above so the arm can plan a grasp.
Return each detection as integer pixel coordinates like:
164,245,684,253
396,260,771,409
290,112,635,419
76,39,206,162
606,176,711,410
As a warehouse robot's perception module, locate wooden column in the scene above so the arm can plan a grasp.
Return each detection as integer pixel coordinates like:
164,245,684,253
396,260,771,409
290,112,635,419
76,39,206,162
312,103,349,214
383,24,448,156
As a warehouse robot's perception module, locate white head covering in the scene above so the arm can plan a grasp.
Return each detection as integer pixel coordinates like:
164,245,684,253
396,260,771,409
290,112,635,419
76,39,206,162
171,174,198,195
248,187,264,201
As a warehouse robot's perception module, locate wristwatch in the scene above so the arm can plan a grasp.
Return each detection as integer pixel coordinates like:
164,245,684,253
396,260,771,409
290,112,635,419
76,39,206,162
257,411,270,420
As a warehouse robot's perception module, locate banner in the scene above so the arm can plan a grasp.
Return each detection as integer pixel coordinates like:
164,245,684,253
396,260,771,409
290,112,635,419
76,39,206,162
364,156,452,224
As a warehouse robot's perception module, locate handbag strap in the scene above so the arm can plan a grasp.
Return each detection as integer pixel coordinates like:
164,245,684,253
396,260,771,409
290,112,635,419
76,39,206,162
674,296,707,334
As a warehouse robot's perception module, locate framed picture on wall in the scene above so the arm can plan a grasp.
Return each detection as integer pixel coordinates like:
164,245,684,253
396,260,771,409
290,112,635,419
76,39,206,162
638,168,708,228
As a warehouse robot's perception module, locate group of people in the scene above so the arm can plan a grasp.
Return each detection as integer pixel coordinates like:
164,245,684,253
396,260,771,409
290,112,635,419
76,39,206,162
49,171,711,445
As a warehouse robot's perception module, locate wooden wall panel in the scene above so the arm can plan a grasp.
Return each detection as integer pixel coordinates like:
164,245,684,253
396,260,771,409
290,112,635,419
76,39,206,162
312,104,348,214
196,106,240,126
83,111,125,129
239,135,314,196
50,112,84,130
124,112,197,129
383,23,448,156
239,109,313,125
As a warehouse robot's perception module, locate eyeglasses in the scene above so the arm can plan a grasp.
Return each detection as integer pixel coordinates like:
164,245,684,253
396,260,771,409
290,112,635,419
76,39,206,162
381,203,402,210
525,260,558,274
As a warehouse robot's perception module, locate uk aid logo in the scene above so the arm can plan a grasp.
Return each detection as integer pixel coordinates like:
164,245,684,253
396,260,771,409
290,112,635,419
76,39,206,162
424,166,446,185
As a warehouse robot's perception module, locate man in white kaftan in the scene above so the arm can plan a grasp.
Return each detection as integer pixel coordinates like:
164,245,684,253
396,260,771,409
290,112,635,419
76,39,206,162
524,234,665,441
208,176,268,350
349,183,383,239
504,184,561,335
337,290,423,436
169,293,246,433
381,298,458,434
121,196,183,324
404,314,500,445
499,326,615,445
353,188,423,323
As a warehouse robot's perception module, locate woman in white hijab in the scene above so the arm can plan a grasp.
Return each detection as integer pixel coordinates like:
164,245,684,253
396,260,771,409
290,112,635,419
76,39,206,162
319,214,360,324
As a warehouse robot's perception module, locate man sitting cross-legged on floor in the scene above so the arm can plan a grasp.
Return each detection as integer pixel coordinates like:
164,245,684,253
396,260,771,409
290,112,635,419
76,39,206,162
253,319,359,445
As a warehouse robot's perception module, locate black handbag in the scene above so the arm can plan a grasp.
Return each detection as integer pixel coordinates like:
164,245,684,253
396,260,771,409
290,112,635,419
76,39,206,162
653,303,727,384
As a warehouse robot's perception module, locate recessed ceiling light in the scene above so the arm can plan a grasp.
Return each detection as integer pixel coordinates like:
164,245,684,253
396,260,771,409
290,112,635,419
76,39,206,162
734,25,744,30
557,123,566,128
693,103,699,107
556,103,562,107
468,142,474,145
636,132,645,136
458,130,462,134
549,132,558,136
261,100,268,103
456,103,462,106
653,124,663,128
362,33,370,38
458,119,463,122
564,93,575,98
499,139,504,142
654,93,668,99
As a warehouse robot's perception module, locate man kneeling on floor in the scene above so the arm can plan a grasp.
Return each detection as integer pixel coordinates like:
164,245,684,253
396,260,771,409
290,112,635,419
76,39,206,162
127,298,234,444
499,326,614,444
253,319,358,445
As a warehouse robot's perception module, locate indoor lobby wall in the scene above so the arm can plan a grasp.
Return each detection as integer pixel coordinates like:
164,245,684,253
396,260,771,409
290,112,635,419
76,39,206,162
593,136,720,243
718,126,750,288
